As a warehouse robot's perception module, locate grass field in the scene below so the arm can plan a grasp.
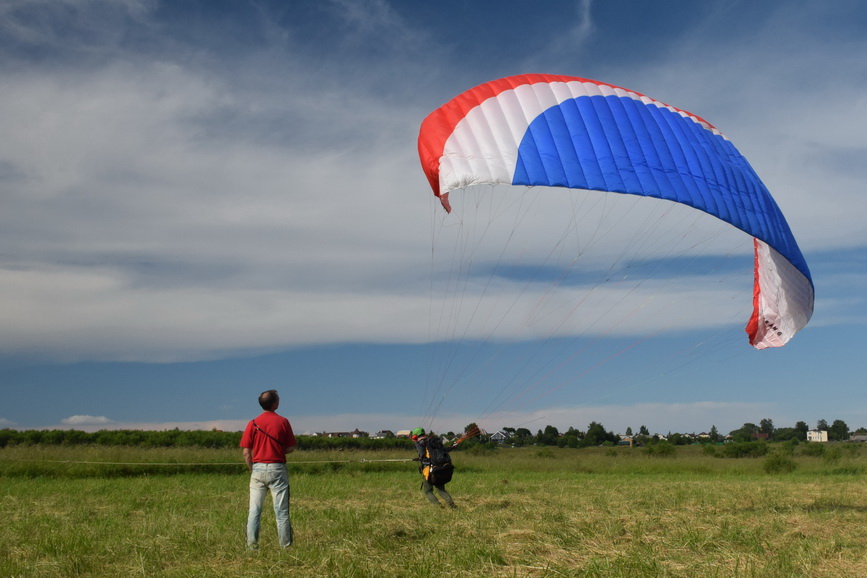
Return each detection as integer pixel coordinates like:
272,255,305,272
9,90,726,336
1,443,866,577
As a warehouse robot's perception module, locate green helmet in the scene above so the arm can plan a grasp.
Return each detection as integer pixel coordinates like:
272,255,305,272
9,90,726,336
411,427,425,437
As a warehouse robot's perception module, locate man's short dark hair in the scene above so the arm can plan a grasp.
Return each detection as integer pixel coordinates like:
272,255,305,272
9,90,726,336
259,389,279,410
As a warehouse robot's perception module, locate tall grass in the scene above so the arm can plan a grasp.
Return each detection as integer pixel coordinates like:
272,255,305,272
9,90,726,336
1,444,866,576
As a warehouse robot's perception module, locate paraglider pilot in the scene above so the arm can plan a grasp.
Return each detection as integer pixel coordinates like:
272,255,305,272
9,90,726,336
412,427,457,509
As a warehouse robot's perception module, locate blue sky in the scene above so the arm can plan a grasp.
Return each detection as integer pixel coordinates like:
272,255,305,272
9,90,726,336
1,0,865,437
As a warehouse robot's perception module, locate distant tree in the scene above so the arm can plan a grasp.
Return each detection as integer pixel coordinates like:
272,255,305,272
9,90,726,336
537,425,559,446
625,426,633,437
583,422,603,446
829,420,849,441
505,427,531,447
817,418,829,431
709,425,720,443
759,418,775,438
729,423,759,443
795,421,809,440
634,425,651,446
775,427,799,441
584,422,617,446
0,429,13,448
855,427,867,435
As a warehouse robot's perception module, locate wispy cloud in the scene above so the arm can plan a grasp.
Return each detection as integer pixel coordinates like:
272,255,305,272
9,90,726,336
60,415,114,426
569,0,595,47
49,417,238,433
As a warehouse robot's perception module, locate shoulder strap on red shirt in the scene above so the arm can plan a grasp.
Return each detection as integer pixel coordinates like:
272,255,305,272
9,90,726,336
253,420,285,449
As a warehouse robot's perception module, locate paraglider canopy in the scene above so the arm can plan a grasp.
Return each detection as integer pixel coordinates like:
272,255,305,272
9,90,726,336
418,74,813,349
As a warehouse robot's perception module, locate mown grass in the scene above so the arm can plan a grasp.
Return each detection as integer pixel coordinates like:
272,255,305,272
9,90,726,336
1,444,866,577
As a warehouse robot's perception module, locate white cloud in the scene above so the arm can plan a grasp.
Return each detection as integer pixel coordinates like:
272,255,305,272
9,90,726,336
0,417,17,428
47,418,241,433
60,415,114,426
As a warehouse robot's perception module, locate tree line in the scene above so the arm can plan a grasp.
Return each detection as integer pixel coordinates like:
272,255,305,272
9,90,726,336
727,418,855,443
0,428,413,450
1,417,862,449
461,417,864,448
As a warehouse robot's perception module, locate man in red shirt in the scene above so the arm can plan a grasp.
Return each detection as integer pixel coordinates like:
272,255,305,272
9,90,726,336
240,389,297,549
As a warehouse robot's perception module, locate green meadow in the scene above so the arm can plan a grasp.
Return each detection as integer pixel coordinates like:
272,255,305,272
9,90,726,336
2,443,866,577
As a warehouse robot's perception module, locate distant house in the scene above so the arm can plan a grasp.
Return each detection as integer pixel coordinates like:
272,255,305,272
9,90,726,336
319,431,351,438
395,429,412,438
318,429,368,439
372,430,395,439
618,436,634,447
490,430,511,444
807,430,828,443
848,434,867,443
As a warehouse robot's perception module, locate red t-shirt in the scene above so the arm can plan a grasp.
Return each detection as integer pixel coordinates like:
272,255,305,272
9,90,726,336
240,411,297,463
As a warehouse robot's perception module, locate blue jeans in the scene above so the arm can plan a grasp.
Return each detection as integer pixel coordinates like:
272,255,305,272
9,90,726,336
247,463,292,548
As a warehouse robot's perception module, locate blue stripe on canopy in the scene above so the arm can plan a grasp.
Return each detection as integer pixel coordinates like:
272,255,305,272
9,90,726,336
513,95,811,283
